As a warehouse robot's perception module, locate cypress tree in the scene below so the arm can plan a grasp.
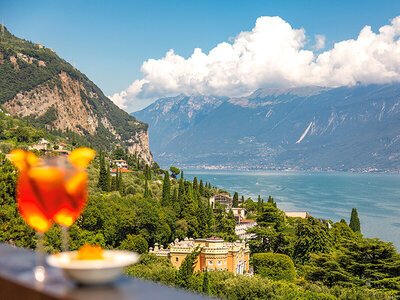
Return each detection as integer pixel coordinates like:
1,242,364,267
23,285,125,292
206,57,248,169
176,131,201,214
193,177,198,192
144,179,151,198
110,175,117,191
178,178,184,204
115,169,120,190
97,151,108,192
181,170,184,179
202,269,209,293
241,195,245,208
175,247,201,288
349,208,361,232
199,179,204,196
233,192,239,208
106,163,111,191
257,195,262,214
118,169,125,195
171,187,180,212
161,170,171,206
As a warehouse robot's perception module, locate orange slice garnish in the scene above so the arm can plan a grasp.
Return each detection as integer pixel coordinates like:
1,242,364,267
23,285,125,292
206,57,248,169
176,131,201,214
77,244,104,260
68,147,96,169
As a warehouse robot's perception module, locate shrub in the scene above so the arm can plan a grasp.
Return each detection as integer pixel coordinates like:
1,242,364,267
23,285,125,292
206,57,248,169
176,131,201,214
119,234,148,254
253,253,296,281
125,185,136,195
0,141,14,153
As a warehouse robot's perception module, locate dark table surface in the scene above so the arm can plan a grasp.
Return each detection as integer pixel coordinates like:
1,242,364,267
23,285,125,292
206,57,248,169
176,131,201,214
0,243,210,300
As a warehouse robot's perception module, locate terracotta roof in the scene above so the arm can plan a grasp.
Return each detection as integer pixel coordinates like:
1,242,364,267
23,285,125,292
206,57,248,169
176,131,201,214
207,236,223,240
110,168,134,173
215,194,232,200
240,219,255,224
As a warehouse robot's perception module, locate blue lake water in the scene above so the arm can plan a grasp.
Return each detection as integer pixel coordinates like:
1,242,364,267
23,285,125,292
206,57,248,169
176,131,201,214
183,170,400,249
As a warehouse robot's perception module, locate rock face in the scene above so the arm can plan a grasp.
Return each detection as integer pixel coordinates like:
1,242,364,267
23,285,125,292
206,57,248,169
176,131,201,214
4,71,99,135
136,84,400,172
0,25,152,164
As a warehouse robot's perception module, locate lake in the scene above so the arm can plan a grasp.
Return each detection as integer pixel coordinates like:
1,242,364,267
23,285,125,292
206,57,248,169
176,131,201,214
183,170,400,249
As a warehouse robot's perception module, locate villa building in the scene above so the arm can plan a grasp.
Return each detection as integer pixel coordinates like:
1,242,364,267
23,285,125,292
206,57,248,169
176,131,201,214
112,159,128,169
235,219,257,241
284,211,309,218
149,236,250,275
209,194,233,209
231,207,247,223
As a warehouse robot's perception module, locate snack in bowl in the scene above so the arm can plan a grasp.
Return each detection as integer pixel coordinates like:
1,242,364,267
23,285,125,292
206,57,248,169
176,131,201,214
76,244,104,260
46,245,139,284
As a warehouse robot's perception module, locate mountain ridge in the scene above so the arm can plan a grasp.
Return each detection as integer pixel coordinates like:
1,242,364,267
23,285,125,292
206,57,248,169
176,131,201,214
0,25,152,164
135,84,400,172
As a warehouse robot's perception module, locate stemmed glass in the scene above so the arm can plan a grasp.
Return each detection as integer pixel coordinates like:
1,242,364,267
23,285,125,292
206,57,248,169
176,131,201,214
53,148,95,251
10,148,95,281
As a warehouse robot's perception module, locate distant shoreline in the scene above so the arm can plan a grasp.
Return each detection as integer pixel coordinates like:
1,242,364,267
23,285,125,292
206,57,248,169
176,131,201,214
162,166,400,174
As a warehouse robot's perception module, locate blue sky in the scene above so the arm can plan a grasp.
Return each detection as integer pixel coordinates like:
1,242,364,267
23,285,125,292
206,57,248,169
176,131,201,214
1,0,400,112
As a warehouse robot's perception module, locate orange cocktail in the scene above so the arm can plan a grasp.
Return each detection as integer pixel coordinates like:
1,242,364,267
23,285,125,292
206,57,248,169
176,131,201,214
11,148,95,231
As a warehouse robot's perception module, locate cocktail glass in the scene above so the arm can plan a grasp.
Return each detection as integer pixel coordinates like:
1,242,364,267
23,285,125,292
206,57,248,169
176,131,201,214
52,148,96,251
10,148,95,281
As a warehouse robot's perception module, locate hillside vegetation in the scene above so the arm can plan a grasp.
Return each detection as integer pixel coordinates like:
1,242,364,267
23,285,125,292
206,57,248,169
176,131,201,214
0,25,151,162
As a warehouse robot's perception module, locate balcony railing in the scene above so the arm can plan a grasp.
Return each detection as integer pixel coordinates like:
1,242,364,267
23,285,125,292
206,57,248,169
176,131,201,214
0,243,210,300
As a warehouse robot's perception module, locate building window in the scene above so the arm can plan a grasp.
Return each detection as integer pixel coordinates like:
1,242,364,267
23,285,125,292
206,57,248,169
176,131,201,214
217,261,222,265
175,257,179,262
203,260,206,265
208,261,213,265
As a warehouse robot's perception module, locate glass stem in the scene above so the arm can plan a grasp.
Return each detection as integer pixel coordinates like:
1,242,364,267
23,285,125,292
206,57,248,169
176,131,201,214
35,231,45,282
61,226,69,252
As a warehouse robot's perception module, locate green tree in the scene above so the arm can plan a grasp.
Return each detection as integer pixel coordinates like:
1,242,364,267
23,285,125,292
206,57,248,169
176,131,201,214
199,179,204,196
293,217,331,263
175,246,201,288
110,175,117,191
257,203,284,229
253,253,296,281
170,166,180,179
257,195,262,214
202,269,209,294
349,208,361,233
233,192,239,208
97,151,110,192
119,234,148,254
161,170,171,206
144,179,151,198
193,176,198,192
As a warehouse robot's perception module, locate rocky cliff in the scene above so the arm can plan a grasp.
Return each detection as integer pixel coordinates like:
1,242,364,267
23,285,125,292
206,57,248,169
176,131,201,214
0,25,152,164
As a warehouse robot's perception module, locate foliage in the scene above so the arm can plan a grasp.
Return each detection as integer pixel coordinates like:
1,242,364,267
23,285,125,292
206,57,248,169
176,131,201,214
175,246,201,288
233,192,239,208
161,170,170,206
349,207,361,233
253,253,296,281
293,217,332,264
126,254,176,286
119,234,148,254
169,166,180,178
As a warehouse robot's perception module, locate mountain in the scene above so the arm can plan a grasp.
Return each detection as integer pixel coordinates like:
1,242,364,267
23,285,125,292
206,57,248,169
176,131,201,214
0,25,152,164
134,85,400,171
134,94,227,153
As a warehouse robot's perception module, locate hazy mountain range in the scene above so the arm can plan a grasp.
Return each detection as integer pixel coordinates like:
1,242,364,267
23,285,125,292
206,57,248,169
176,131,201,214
134,84,400,172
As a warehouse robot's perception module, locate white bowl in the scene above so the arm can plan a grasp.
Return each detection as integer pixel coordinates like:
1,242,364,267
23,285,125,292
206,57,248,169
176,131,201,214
46,250,140,284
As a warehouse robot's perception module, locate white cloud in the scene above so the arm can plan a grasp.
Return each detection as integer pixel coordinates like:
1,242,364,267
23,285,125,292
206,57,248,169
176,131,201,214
314,34,326,50
110,16,400,111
